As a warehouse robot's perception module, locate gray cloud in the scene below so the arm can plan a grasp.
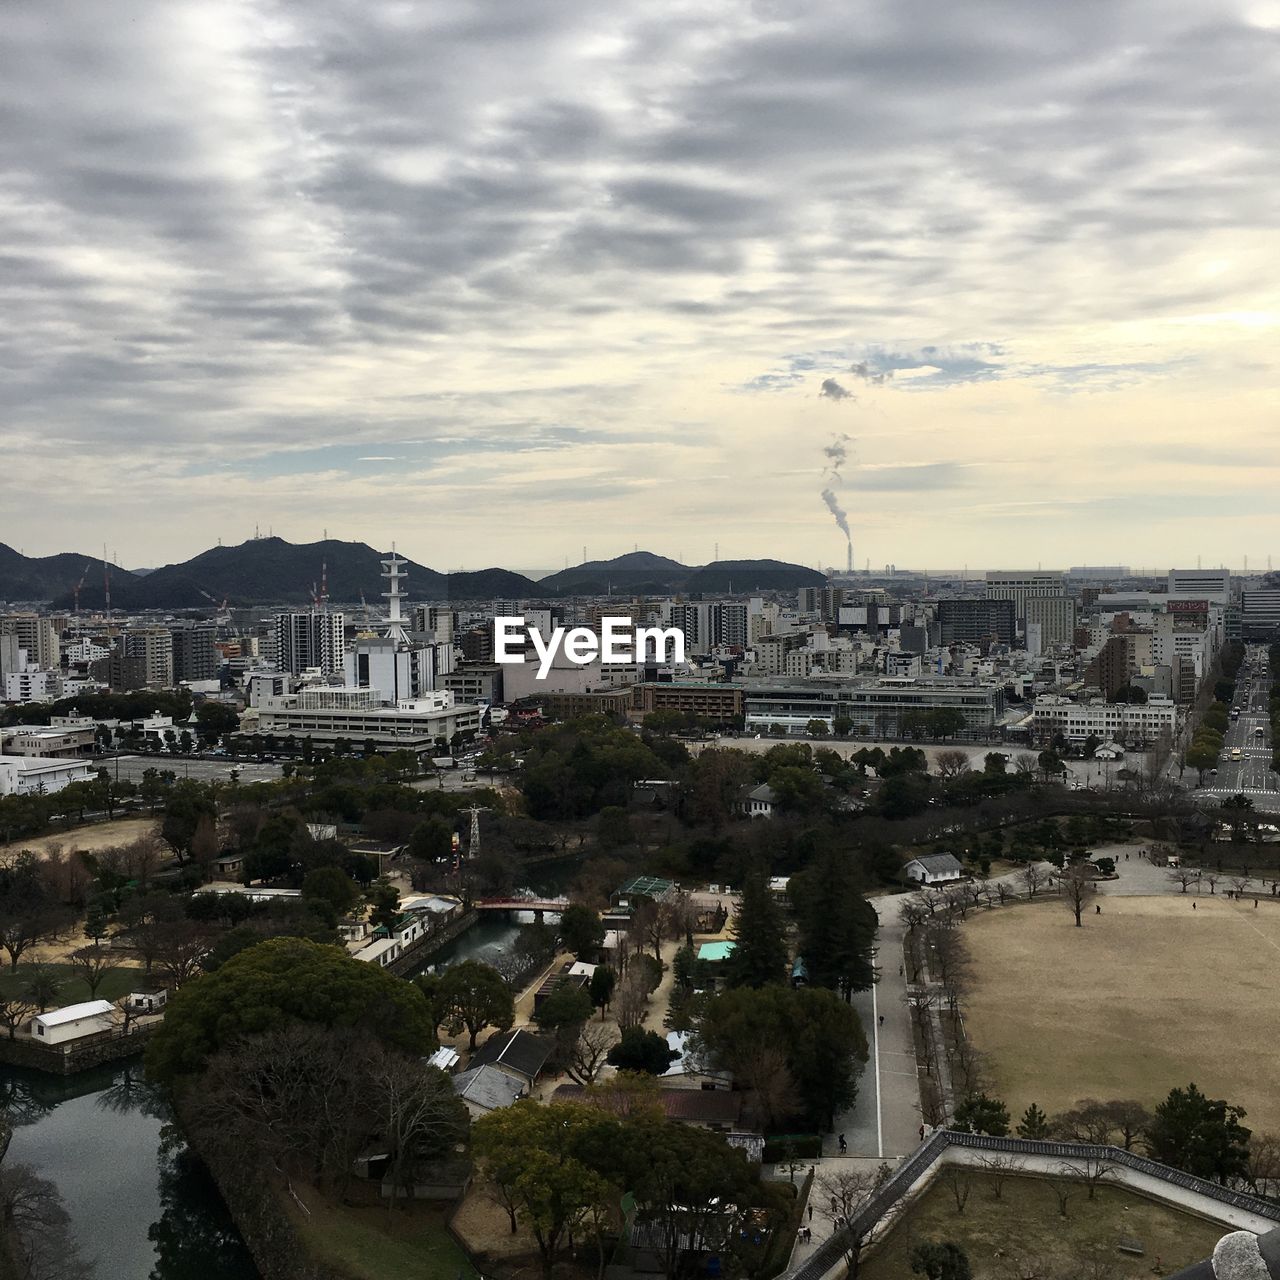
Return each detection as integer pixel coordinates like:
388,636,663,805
1,1,1277,561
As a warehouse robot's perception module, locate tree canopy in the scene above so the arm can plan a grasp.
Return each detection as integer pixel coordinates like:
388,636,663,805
145,937,434,1083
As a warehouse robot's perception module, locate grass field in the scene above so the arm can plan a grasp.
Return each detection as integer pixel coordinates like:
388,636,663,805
2,816,159,859
963,895,1280,1132
859,1172,1222,1278
0,963,141,1005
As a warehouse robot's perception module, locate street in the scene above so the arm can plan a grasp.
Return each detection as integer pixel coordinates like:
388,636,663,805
1194,647,1276,807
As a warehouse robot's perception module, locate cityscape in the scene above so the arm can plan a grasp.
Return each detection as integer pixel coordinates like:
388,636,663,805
3,4,1280,1280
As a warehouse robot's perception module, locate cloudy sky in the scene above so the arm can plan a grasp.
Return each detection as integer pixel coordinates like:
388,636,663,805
3,1,1279,573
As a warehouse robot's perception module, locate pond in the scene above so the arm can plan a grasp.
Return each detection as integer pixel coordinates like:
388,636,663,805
1,1060,259,1280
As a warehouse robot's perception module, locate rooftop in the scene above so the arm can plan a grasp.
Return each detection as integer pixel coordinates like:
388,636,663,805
35,1000,114,1027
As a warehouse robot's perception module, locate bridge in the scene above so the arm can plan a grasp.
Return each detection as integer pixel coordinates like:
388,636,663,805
473,897,568,920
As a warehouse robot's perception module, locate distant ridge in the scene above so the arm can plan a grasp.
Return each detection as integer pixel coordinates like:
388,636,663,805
1,538,821,608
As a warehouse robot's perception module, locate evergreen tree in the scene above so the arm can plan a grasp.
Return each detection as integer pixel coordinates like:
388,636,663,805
1147,1083,1251,1184
788,847,877,995
910,1242,972,1280
952,1092,1010,1137
725,866,788,988
1016,1102,1050,1139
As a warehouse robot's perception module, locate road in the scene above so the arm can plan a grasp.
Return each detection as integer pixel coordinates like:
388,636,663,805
1193,645,1277,808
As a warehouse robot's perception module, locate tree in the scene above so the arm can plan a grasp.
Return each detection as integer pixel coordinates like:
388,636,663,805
160,782,218,863
367,879,400,932
789,847,878,996
0,1162,91,1280
910,1241,972,1279
692,985,868,1131
983,752,1008,775
567,1021,616,1086
952,1093,1010,1137
145,937,435,1083
596,806,634,850
936,750,970,779
1147,1083,1251,1183
68,946,113,999
301,866,360,918
1060,861,1096,926
1021,862,1049,899
436,960,515,1050
559,903,605,959
817,1164,891,1276
607,1027,677,1075
0,853,70,970
22,966,61,1014
534,986,594,1036
408,816,454,863
1016,1102,1051,1139
588,965,615,1017
472,1101,618,1280
726,867,787,989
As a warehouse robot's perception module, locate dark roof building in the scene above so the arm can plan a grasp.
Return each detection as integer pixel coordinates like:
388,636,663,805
468,1028,554,1083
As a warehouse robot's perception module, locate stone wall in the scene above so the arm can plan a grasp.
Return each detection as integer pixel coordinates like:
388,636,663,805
0,1025,157,1076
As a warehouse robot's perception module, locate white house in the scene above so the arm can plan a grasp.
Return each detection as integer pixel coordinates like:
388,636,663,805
903,854,964,886
32,1000,115,1045
0,754,95,797
745,783,777,818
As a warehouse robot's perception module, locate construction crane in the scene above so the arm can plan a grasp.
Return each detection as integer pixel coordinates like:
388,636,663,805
72,563,91,619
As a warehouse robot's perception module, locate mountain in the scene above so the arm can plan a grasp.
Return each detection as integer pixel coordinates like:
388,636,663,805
684,559,826,593
538,551,824,596
53,538,447,610
14,538,823,609
0,543,135,606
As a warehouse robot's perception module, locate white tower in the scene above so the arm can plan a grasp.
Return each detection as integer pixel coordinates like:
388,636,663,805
382,547,409,646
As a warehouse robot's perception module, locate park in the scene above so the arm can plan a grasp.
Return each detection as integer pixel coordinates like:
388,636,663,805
962,879,1280,1134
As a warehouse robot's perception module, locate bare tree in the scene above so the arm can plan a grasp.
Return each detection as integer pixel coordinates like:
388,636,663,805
941,1165,972,1214
994,880,1013,906
1167,866,1201,895
1021,862,1049,899
936,750,970,779
1078,1152,1116,1200
613,966,650,1031
0,997,34,1040
738,1045,797,1132
0,1163,92,1280
566,1020,616,1086
1230,876,1251,899
899,894,929,934
1248,1132,1280,1199
154,923,214,988
816,1164,891,1277
1047,1169,1075,1217
976,1154,1024,1200
68,946,113,999
1060,862,1097,927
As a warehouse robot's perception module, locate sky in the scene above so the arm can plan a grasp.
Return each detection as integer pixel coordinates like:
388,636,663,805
3,0,1279,574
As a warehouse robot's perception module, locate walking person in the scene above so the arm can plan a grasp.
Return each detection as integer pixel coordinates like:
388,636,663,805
1095,903,1101,914
807,1205,813,1223
878,1014,884,1027
838,1134,847,1154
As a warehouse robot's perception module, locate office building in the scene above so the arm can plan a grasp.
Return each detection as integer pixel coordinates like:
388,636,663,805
122,627,175,689
344,635,453,701
0,614,60,670
937,598,1016,646
1241,589,1280,640
254,686,481,750
984,571,1065,620
1032,694,1177,746
170,621,218,683
274,610,346,676
1167,568,1230,605
1023,595,1077,647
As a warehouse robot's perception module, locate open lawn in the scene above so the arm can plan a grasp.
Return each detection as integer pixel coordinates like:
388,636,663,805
0,962,141,1005
2,816,159,859
290,1183,478,1280
859,1172,1222,1278
963,895,1280,1132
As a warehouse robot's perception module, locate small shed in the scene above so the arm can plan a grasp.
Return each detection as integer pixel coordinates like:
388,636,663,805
903,853,964,886
32,1000,114,1045
126,991,167,1015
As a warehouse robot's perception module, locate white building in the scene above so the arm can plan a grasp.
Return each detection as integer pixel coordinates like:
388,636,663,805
985,571,1065,620
255,686,481,750
903,854,964,886
1168,568,1230,605
1032,694,1178,745
344,636,454,701
0,754,95,796
3,660,62,704
32,1000,115,1044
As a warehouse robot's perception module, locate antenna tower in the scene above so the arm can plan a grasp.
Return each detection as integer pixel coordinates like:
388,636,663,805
381,545,409,644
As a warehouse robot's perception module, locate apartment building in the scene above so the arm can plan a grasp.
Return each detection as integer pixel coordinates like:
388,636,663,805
0,614,60,670
274,610,346,676
1023,595,1078,646
122,627,175,689
937,598,1016,645
984,571,1065,620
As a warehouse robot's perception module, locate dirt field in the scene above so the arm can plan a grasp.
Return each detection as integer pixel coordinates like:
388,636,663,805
2,816,159,860
860,1173,1221,1278
963,895,1280,1133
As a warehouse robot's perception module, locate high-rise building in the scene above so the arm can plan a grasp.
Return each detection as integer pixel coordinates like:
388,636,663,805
937,598,1016,645
170,620,218,683
1241,589,1280,639
274,610,346,676
123,627,174,688
411,604,455,644
1023,596,1077,647
0,614,60,670
666,601,749,654
984,571,1065,620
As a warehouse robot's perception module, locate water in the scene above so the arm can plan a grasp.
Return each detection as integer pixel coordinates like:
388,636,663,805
1,1061,259,1280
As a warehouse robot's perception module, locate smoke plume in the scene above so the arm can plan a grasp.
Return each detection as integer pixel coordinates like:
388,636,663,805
820,431,854,564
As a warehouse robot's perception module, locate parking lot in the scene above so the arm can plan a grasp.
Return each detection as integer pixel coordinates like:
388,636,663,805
94,754,285,786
